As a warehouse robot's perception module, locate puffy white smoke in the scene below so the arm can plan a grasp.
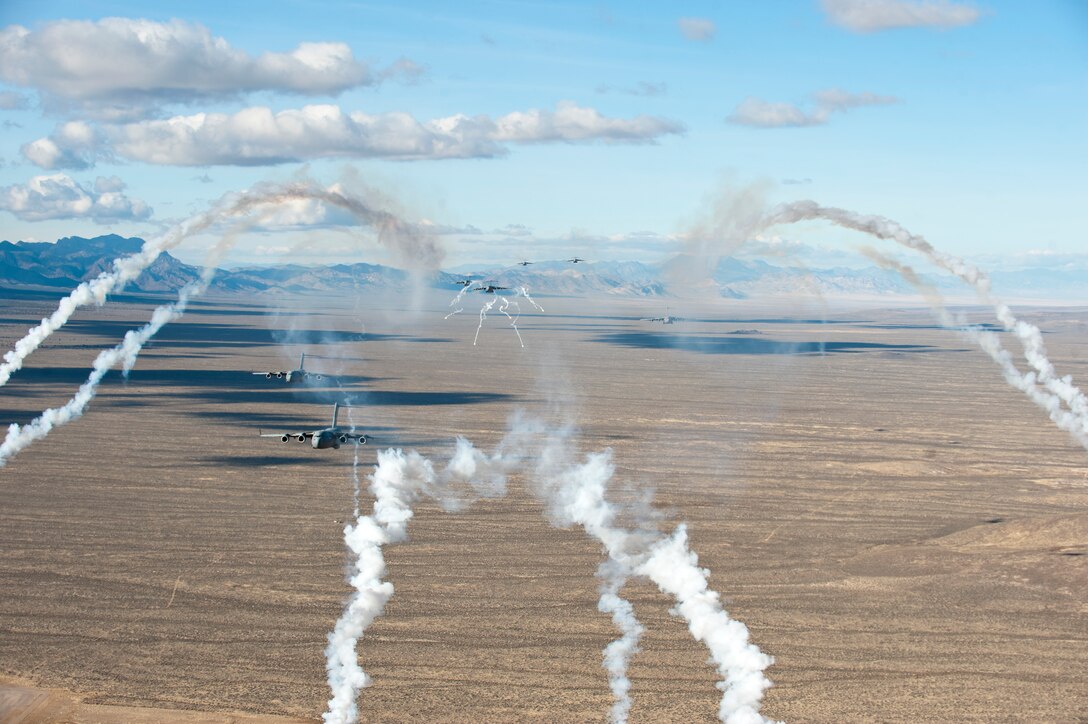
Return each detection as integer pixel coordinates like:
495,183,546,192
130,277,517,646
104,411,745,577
324,448,435,724
322,415,776,723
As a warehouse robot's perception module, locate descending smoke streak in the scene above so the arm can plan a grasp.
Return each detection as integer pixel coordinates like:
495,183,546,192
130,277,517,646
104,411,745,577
528,425,774,724
473,297,497,346
346,405,363,517
443,308,463,320
315,416,774,722
324,448,435,724
597,558,643,724
637,526,774,724
859,248,1088,448
0,179,439,390
0,281,203,468
497,297,525,347
766,202,1088,449
517,286,545,312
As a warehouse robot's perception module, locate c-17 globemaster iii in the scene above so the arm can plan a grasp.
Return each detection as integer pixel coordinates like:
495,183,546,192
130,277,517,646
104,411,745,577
260,403,367,449
641,306,685,324
253,352,323,383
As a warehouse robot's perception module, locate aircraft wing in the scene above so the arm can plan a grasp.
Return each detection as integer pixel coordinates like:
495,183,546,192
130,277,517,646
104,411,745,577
259,430,314,439
253,370,287,376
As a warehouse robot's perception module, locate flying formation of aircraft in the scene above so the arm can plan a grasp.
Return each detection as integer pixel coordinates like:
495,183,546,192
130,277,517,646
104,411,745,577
260,403,367,449
253,353,324,383
475,283,509,294
641,306,685,324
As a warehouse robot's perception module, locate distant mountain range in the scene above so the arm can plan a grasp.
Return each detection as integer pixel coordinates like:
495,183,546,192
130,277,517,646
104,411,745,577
1,234,1086,301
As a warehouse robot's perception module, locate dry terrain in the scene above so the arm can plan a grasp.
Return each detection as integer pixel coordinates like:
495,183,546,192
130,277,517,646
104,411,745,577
0,287,1085,722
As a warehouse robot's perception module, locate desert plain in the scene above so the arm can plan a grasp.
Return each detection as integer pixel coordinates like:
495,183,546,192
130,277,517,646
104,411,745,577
0,287,1085,722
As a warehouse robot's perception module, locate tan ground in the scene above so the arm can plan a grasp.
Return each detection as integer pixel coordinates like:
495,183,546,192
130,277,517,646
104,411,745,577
0,288,1085,722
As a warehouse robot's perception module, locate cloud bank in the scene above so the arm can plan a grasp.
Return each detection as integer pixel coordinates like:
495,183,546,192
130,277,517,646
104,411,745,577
24,101,684,168
0,18,373,118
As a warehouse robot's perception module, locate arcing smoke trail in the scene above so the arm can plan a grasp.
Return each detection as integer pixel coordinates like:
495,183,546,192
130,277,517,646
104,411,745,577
0,179,440,390
765,202,1088,450
324,448,435,724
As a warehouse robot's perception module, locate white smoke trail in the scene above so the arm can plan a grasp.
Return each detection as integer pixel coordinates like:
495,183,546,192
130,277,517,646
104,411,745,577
0,179,440,389
497,297,525,347
473,297,497,346
528,424,775,724
765,202,1088,449
0,281,203,468
636,525,773,724
597,558,643,724
518,286,545,312
859,247,1088,448
324,448,435,724
316,416,775,722
346,405,363,517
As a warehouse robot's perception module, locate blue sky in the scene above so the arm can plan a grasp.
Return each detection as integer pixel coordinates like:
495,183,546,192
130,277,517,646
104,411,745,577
0,1,1085,268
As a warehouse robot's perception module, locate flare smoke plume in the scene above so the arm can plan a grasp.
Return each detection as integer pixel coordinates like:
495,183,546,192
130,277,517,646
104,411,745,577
0,281,203,467
326,417,776,723
765,202,1088,450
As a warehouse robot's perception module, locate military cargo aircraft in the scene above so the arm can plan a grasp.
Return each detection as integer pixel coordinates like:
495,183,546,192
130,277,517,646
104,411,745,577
253,353,323,383
641,306,685,324
260,403,366,449
475,284,509,293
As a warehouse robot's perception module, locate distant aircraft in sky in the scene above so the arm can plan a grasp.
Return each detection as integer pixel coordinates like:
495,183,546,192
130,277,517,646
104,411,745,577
475,283,509,293
516,260,533,266
253,352,323,383
567,257,585,263
454,279,476,286
641,306,684,324
260,403,366,449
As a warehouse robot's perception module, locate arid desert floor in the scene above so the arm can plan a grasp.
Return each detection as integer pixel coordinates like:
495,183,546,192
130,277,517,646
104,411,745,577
0,287,1085,722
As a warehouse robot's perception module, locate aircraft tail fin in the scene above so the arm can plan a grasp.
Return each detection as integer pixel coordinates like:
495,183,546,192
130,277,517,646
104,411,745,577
300,352,305,371
332,402,339,428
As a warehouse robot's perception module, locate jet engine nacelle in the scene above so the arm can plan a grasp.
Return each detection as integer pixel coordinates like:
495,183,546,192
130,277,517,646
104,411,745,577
280,434,290,443
338,434,347,444
297,434,307,443
266,372,274,379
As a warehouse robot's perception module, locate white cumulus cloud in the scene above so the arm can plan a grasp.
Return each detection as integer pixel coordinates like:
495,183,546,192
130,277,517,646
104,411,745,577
24,101,684,168
0,173,152,223
727,88,896,128
0,18,375,118
821,0,982,32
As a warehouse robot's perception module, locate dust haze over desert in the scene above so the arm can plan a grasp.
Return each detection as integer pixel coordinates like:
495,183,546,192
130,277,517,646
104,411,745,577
0,2,1085,723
